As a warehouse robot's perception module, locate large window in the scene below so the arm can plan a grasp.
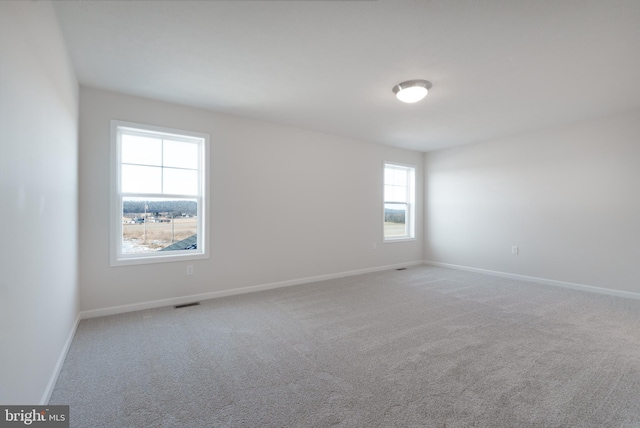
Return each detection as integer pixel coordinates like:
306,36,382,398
110,121,209,266
384,162,415,241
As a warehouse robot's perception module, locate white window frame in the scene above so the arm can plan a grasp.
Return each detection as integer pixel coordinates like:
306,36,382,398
383,162,416,242
110,120,210,266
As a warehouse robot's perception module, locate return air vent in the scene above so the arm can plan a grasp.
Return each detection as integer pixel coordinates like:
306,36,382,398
174,302,201,309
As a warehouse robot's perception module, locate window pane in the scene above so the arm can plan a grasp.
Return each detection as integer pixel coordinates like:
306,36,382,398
384,203,407,237
121,164,162,194
163,168,198,195
390,168,407,186
394,186,408,203
386,185,407,203
163,139,199,169
122,198,198,254
384,168,394,184
384,185,394,201
121,134,162,166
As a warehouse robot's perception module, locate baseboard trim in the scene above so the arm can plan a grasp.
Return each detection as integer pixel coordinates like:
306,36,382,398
424,260,640,301
41,312,81,405
80,261,424,319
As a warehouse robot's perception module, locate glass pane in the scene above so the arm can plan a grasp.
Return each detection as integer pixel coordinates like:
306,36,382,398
395,186,408,203
391,168,407,186
384,203,407,238
385,185,407,203
121,164,162,194
163,168,198,195
384,168,394,185
163,139,199,169
384,185,393,200
122,197,198,254
121,134,162,166
386,166,408,185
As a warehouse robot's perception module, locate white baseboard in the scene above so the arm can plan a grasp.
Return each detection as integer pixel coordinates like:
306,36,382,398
80,260,424,319
424,260,640,301
41,312,81,405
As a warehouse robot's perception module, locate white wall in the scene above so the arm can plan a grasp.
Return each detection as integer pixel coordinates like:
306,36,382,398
0,2,79,404
79,87,423,313
425,109,640,294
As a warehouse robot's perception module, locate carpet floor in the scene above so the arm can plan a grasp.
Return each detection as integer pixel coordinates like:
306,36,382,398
50,265,640,427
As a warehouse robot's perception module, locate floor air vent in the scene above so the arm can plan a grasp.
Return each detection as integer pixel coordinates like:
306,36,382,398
174,302,201,309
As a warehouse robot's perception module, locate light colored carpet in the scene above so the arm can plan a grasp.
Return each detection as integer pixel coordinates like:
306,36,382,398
50,265,640,427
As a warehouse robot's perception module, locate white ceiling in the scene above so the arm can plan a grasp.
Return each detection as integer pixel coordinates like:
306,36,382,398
52,0,640,152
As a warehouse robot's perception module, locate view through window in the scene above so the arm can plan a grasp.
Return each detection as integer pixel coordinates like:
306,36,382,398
384,163,415,240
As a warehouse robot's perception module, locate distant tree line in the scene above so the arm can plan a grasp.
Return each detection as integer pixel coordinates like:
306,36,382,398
124,200,197,216
385,208,405,224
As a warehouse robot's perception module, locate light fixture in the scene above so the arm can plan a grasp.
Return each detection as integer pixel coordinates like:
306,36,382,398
392,79,432,103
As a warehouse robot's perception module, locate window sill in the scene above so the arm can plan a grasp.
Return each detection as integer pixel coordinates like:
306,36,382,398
110,251,208,267
383,237,417,244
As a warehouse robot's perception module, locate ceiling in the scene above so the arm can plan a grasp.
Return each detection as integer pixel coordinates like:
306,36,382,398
52,0,640,152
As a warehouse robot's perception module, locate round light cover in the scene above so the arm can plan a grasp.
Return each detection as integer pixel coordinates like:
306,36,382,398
392,79,432,103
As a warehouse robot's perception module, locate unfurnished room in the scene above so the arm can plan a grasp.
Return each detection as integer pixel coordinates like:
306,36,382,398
1,0,640,427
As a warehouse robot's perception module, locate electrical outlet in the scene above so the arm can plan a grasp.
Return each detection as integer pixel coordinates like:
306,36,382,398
186,265,193,275
512,246,519,255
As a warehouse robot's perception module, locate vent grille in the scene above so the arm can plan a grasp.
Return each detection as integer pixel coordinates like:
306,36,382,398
174,302,201,309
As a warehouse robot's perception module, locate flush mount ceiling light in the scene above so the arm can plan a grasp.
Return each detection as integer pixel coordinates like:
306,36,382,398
392,79,432,103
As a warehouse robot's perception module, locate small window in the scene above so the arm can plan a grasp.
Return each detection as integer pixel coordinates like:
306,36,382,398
384,162,415,241
110,121,209,266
